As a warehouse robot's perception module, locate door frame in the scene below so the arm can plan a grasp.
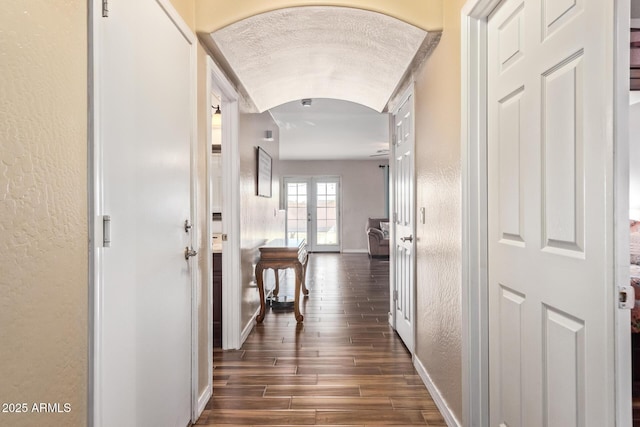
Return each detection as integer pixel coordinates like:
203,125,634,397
90,0,198,425
460,0,631,426
388,84,416,354
205,56,242,352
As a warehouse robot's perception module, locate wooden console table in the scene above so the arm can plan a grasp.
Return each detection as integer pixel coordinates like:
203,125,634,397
255,239,309,323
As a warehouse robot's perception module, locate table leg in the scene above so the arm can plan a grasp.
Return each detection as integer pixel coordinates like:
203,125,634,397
273,268,280,297
301,253,310,296
255,263,266,323
293,261,304,323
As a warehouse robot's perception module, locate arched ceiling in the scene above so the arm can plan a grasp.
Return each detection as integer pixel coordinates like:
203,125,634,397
207,6,431,113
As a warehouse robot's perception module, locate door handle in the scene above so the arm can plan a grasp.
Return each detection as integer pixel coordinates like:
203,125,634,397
184,246,198,260
400,235,413,243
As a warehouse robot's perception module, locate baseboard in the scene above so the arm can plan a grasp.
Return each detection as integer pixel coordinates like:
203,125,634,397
241,309,258,346
196,384,211,419
413,355,462,427
341,249,368,254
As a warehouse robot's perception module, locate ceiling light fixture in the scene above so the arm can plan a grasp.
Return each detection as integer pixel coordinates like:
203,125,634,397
301,98,312,107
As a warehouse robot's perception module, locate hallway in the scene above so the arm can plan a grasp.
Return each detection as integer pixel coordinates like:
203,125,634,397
196,253,446,426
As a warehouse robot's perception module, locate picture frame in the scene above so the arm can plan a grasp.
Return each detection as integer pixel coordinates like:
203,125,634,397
256,146,272,197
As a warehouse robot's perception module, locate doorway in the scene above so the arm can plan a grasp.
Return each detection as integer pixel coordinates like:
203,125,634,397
283,176,341,252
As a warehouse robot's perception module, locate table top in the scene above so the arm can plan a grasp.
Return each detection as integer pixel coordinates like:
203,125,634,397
258,239,307,260
259,238,305,251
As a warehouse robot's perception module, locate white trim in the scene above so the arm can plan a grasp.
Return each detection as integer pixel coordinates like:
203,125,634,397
413,356,462,427
615,1,632,425
241,308,260,345
90,2,104,425
460,1,501,426
342,249,368,254
196,385,212,420
206,56,243,350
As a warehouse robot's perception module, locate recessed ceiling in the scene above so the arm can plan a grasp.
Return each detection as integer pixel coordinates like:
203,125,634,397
210,6,428,113
270,98,389,161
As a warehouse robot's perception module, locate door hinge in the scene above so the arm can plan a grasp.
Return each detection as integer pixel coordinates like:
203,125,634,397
103,215,111,247
102,0,109,17
619,285,635,309
393,290,398,301
221,234,228,242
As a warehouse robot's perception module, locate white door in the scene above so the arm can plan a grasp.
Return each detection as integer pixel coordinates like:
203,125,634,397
284,177,341,252
95,1,193,426
488,0,617,425
392,94,415,352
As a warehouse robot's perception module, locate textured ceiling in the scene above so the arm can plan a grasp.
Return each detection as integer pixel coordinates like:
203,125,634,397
270,98,389,160
209,6,428,113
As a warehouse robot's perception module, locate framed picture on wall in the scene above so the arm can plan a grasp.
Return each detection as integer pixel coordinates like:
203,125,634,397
256,146,272,197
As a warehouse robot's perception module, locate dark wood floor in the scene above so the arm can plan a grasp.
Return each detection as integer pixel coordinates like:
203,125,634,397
196,253,446,426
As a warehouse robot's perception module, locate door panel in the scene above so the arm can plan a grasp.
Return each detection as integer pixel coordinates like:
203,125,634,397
97,1,193,426
285,179,309,243
392,95,414,352
488,0,614,425
313,179,340,252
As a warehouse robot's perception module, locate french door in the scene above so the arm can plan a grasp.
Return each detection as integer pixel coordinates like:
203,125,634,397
284,177,341,252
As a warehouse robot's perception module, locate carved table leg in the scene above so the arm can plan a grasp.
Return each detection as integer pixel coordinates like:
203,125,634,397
301,253,310,296
273,268,280,297
255,262,266,323
293,261,304,323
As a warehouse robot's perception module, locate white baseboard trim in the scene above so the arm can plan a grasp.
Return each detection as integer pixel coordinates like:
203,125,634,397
196,385,211,419
341,249,368,254
413,356,462,427
241,309,258,346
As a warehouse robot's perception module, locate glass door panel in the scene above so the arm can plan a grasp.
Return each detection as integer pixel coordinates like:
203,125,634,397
285,180,308,243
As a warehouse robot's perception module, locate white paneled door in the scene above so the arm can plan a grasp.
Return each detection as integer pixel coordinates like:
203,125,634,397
488,0,617,425
95,1,194,426
392,94,415,353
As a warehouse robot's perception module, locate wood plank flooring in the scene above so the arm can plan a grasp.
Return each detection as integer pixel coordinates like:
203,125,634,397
196,253,446,426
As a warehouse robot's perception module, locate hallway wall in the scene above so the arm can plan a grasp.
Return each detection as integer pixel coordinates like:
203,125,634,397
278,159,388,252
0,2,87,427
239,114,286,331
413,0,465,423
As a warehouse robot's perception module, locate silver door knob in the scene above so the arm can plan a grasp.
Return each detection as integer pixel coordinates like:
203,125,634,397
400,235,413,242
184,246,198,260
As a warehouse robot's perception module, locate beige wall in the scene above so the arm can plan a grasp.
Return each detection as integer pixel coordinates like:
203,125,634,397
278,160,388,252
239,114,286,329
195,0,443,33
0,2,87,427
413,0,465,422
170,0,196,30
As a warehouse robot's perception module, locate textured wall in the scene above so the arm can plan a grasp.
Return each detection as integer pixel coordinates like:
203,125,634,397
413,0,464,422
278,160,388,252
0,2,87,426
239,114,286,329
196,0,443,33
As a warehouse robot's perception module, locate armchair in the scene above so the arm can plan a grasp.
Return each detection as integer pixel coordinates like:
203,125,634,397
366,218,390,258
